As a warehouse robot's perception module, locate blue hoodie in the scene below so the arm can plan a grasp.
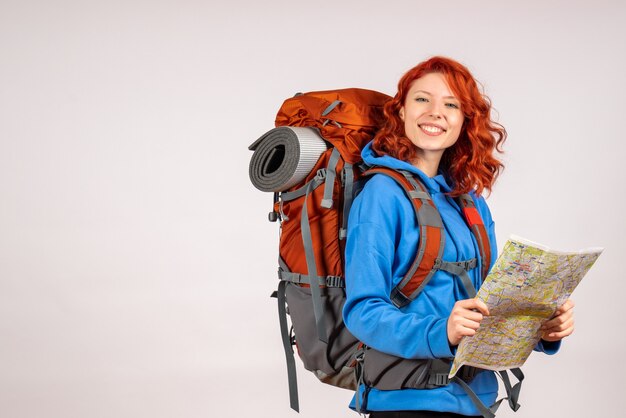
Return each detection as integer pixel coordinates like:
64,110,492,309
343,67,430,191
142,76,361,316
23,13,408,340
342,143,558,415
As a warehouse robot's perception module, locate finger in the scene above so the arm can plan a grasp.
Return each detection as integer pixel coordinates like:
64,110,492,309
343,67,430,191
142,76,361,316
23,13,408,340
544,324,574,340
544,317,574,333
451,309,484,323
541,315,571,330
542,309,574,329
474,299,490,316
561,299,575,311
554,299,575,316
451,322,479,337
542,318,575,340
448,321,478,345
456,298,490,316
449,317,479,333
457,317,482,331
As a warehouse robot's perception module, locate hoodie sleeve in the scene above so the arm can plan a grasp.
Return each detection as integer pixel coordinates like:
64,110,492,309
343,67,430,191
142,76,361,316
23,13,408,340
342,175,454,359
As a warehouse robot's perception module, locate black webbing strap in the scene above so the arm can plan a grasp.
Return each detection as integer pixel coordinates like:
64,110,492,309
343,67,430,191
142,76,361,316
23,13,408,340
339,162,354,240
498,368,524,411
452,376,501,418
451,367,524,418
427,361,482,387
276,280,299,412
354,346,366,413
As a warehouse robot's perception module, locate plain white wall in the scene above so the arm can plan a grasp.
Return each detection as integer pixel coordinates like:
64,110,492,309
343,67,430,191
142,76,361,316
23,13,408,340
1,1,624,417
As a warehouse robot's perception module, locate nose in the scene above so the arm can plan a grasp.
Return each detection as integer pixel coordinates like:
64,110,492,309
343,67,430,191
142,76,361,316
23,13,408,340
427,100,443,119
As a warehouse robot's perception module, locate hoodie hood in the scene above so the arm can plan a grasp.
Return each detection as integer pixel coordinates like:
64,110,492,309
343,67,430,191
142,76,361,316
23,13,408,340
361,141,452,194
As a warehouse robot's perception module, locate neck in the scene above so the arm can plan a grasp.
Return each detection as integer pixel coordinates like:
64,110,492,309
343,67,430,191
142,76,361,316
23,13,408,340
412,150,443,177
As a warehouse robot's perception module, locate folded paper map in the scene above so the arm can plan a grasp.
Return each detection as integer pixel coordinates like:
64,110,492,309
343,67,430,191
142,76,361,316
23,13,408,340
449,235,603,378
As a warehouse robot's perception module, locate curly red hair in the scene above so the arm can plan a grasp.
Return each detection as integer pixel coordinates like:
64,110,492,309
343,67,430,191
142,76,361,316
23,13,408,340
373,56,506,196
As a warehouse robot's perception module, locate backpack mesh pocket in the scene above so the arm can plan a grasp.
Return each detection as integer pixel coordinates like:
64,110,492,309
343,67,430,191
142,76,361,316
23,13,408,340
285,283,359,389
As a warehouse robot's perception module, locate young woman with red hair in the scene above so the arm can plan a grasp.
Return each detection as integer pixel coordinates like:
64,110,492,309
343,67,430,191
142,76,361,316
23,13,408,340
342,57,575,418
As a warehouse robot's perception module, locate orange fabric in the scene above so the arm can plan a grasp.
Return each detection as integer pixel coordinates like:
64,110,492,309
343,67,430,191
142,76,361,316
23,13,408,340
402,225,441,296
462,207,483,226
276,89,391,284
273,87,492,303
278,150,344,281
275,89,391,164
475,225,492,279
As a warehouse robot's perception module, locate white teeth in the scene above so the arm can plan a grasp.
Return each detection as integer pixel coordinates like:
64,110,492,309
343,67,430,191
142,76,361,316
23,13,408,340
421,125,443,133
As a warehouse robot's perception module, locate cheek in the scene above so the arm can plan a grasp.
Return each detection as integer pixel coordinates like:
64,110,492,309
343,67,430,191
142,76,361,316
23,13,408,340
450,115,464,136
403,115,416,134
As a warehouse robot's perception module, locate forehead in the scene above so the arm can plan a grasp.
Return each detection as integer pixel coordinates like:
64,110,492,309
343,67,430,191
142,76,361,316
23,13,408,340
408,72,456,97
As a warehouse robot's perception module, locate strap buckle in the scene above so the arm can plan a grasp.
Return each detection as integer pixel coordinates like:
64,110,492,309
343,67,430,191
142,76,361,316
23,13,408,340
459,365,480,382
433,258,443,269
354,346,365,363
463,259,477,270
325,275,344,288
390,288,411,308
432,373,450,386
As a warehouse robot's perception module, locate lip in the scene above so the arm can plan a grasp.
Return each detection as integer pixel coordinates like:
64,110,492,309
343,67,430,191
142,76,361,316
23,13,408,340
418,123,446,136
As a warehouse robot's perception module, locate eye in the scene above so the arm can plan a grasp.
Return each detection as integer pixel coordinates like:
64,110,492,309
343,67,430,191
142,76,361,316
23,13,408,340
445,102,460,109
415,97,428,102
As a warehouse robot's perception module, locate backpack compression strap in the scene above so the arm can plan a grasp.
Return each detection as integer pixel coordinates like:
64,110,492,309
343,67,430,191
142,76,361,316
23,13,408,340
363,168,445,308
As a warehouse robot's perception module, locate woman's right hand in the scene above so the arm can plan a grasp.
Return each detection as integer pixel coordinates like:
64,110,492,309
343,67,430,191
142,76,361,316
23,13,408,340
447,298,490,346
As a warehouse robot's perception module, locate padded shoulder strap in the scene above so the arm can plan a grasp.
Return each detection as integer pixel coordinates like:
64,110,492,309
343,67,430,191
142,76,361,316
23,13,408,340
455,194,492,279
363,167,445,308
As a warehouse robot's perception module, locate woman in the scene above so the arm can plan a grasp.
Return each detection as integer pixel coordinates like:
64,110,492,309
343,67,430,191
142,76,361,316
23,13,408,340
342,56,575,418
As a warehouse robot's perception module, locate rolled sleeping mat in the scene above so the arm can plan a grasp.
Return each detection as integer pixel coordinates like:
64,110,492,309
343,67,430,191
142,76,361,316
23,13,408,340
249,126,328,192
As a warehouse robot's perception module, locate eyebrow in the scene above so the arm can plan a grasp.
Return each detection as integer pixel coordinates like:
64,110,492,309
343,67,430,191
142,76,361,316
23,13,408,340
413,90,459,100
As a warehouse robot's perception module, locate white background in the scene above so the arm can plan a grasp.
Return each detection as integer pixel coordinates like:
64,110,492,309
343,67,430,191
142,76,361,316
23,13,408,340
1,1,624,417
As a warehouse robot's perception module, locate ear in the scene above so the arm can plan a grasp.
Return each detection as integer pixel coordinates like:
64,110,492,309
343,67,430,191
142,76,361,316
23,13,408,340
399,107,405,121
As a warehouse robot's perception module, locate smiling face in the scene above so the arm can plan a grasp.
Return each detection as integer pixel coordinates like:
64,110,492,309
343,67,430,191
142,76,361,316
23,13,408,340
399,72,464,169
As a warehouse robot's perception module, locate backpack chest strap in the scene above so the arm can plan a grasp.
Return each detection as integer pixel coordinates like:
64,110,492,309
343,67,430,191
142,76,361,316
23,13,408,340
433,258,478,298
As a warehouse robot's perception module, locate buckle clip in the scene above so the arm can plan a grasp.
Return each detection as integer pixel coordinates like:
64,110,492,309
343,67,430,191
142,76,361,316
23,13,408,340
465,259,477,270
325,275,343,287
434,373,449,386
315,168,327,181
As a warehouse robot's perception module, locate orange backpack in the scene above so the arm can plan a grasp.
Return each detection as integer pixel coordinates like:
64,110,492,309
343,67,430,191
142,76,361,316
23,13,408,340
249,89,497,413
250,89,389,411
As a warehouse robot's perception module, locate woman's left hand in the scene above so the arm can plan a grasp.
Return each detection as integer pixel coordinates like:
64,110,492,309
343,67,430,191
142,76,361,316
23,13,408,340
540,299,575,342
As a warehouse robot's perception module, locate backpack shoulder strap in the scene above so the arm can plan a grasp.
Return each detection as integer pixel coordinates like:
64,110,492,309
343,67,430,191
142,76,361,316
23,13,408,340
363,167,445,308
455,194,492,280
